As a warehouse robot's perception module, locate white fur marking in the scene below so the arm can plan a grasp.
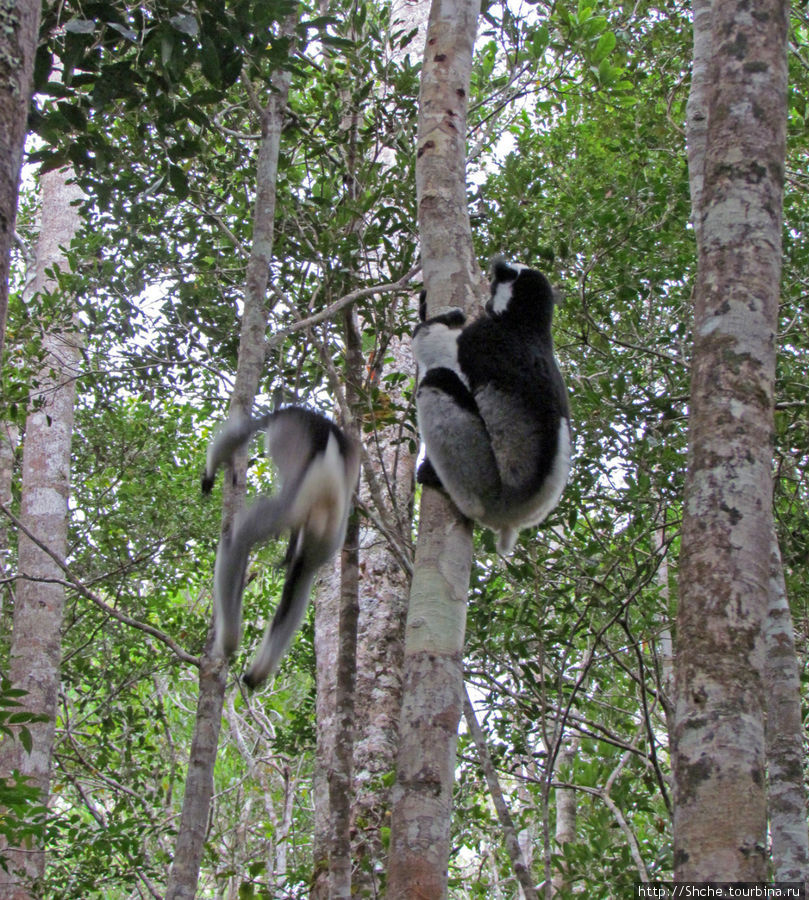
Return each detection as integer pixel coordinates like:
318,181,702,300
490,280,513,315
413,323,468,387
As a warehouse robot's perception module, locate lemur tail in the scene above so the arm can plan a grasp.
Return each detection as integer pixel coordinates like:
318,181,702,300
242,555,316,689
200,412,273,494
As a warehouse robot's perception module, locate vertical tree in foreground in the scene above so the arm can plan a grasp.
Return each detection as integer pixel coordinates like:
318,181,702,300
0,0,41,362
387,0,480,895
0,166,83,899
765,533,809,882
165,22,295,897
674,0,788,880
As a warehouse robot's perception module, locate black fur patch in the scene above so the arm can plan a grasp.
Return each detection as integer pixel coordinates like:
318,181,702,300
419,367,480,417
272,552,306,626
416,456,445,489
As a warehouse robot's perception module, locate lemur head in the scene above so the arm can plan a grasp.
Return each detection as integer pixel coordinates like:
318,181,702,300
487,258,557,334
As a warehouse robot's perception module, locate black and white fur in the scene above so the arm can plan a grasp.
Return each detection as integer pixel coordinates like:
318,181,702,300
202,406,360,688
413,258,570,554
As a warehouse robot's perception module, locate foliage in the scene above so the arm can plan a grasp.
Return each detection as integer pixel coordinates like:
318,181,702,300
0,0,807,893
0,680,48,872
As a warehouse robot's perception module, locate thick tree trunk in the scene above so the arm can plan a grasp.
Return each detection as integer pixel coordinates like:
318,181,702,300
0,166,83,899
387,0,480,894
673,0,788,881
765,530,809,883
165,44,294,900
0,0,40,362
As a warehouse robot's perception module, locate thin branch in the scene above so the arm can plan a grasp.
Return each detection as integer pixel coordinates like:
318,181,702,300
0,502,199,668
264,266,421,352
464,688,540,900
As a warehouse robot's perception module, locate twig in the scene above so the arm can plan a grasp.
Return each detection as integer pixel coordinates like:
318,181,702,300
0,502,199,668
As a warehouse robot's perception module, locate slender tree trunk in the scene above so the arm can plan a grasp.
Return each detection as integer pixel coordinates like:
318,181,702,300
349,3,428,890
765,529,809,883
463,690,539,900
0,166,83,899
0,423,19,617
312,557,343,900
326,515,359,899
387,0,480,894
0,0,40,362
673,0,788,881
684,0,711,248
551,739,577,898
322,308,363,900
165,35,294,899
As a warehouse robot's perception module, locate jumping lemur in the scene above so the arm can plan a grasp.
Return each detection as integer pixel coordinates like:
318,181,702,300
202,406,360,688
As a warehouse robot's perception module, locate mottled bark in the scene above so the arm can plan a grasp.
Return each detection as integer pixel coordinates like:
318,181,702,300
0,0,40,362
350,328,414,894
387,0,480,894
765,531,809,884
0,167,83,899
165,35,294,900
349,7,428,885
673,0,788,881
312,559,342,900
684,0,711,248
324,309,363,900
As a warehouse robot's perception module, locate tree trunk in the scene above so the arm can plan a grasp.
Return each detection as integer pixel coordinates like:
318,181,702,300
765,529,809,883
387,0,480,894
350,327,415,894
464,690,539,900
322,307,363,900
0,0,40,362
0,166,83,899
673,0,788,881
349,3,428,890
551,740,577,898
165,39,294,900
312,558,343,900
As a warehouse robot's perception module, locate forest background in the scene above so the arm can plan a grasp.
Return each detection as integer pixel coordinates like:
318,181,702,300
0,0,807,897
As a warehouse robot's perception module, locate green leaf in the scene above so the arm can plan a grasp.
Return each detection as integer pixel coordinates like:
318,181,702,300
593,30,616,63
64,19,96,35
170,14,199,36
168,165,189,199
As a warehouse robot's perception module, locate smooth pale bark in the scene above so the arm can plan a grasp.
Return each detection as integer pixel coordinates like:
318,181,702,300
765,532,809,883
165,41,294,900
673,0,788,880
0,0,40,361
550,740,577,898
387,0,480,894
684,0,711,247
0,167,83,899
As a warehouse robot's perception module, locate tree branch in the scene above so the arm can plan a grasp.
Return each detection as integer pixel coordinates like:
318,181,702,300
0,502,199,668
